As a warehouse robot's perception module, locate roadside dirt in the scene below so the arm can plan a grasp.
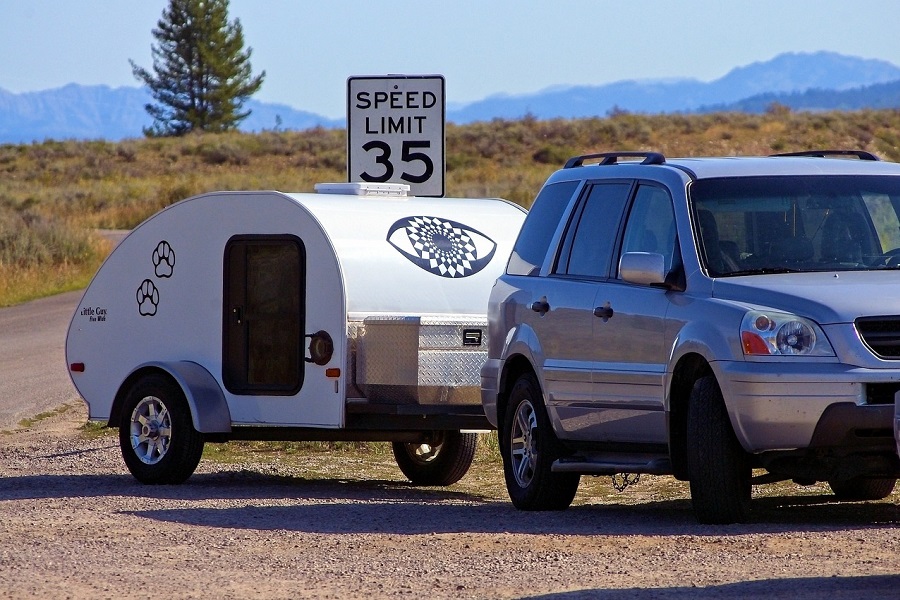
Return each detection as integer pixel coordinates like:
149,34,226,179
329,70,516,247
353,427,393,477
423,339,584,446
1,405,899,599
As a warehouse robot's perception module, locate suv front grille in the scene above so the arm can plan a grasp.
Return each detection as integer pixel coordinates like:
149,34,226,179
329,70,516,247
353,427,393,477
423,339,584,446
865,383,900,404
856,317,900,359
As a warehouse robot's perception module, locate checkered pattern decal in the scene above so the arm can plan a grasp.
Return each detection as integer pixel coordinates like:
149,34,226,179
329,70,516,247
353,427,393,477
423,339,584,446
387,216,497,278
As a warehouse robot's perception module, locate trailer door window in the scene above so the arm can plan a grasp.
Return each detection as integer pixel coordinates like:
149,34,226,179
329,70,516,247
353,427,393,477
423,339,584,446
224,236,306,395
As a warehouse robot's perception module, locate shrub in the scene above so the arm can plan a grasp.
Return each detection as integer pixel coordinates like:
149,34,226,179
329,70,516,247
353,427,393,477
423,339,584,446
0,207,97,267
197,142,250,166
1,109,899,304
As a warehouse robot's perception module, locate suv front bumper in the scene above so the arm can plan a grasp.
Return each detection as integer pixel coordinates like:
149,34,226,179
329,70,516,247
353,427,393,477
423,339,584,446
716,359,900,454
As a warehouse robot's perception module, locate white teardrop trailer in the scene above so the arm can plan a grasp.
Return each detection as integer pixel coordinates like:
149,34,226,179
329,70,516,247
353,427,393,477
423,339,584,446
66,183,526,486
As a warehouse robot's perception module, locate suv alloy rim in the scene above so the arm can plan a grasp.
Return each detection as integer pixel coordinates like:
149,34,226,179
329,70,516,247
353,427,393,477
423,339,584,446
510,399,538,487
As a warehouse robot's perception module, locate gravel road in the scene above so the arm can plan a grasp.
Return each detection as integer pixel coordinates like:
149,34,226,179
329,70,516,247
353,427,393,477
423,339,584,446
1,288,899,598
2,404,899,599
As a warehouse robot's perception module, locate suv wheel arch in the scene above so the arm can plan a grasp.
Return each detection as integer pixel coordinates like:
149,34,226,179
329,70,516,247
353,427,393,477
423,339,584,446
497,355,540,447
669,354,713,480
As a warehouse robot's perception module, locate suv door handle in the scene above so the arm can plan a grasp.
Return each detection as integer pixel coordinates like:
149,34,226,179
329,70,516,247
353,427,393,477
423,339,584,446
531,298,550,315
593,304,614,320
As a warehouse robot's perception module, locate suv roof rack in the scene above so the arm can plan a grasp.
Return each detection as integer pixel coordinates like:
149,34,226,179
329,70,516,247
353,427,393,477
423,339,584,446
564,151,666,168
770,150,881,161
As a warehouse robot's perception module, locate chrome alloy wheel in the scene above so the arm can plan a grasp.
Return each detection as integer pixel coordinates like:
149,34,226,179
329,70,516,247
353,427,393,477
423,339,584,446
401,431,446,465
406,442,440,464
510,399,538,488
129,395,172,465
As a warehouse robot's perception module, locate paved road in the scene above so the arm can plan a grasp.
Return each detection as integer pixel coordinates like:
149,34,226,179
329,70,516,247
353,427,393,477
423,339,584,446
0,231,129,429
0,290,85,429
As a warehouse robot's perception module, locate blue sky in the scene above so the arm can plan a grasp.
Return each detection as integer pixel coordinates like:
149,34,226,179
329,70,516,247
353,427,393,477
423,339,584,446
2,1,899,119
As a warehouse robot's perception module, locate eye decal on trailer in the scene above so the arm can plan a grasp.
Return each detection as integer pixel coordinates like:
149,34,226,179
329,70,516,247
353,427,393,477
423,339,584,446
387,216,497,278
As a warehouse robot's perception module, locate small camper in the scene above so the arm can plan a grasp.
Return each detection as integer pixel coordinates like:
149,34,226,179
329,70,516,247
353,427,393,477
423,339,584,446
66,183,526,486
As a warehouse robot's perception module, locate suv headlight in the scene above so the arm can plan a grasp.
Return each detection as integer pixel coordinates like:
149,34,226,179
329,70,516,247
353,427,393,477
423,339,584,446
740,310,835,356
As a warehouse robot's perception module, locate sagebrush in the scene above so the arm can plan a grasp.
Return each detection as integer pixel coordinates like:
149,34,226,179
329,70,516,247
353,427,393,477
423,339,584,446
2,109,899,304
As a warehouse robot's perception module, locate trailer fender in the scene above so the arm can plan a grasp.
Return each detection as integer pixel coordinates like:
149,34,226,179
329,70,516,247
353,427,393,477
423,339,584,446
116,361,232,434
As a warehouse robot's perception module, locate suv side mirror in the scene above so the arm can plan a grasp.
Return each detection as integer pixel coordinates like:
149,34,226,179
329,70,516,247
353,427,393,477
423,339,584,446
620,252,667,286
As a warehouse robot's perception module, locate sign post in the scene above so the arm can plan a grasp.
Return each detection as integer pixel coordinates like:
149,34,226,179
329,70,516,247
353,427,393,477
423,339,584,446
347,75,445,197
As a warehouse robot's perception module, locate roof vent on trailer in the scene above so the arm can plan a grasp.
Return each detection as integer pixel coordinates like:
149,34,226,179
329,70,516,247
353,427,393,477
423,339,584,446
314,182,410,197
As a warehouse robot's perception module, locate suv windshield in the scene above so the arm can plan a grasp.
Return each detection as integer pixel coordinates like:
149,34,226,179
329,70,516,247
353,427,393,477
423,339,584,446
690,175,900,276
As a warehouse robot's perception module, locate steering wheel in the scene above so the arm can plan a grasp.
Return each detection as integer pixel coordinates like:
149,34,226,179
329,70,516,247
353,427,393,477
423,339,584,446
881,248,900,267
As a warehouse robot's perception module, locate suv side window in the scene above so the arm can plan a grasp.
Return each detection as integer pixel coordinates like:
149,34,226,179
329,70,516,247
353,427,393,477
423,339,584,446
507,181,579,276
559,182,631,278
619,184,677,275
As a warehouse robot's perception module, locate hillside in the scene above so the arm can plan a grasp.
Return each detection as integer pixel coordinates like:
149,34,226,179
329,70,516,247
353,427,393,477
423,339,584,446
2,52,900,143
447,52,900,122
0,85,344,144
3,108,900,225
699,79,900,113
2,108,900,305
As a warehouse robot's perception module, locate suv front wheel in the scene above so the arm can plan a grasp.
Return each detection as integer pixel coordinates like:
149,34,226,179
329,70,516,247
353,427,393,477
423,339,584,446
828,476,897,500
501,373,580,511
686,375,752,524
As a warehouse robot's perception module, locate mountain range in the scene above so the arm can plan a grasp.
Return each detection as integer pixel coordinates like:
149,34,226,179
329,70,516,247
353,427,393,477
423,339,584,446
1,51,899,144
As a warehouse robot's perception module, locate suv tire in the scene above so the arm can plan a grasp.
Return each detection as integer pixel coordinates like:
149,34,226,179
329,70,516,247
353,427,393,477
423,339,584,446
500,373,579,511
687,375,751,524
828,476,897,501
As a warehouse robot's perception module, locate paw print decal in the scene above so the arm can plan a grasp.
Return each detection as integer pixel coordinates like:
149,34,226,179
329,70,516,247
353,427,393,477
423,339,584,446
152,241,175,278
386,216,497,278
136,279,159,316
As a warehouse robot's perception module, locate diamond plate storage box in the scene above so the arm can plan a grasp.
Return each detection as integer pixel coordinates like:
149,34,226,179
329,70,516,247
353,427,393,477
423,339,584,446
356,315,487,405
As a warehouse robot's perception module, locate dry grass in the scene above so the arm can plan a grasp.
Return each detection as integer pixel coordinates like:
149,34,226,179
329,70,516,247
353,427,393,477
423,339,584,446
76,424,898,507
0,234,110,307
197,438,899,507
2,109,900,304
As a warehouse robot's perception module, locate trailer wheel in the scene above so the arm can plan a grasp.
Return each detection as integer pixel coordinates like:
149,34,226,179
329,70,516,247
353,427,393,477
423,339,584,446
392,431,477,486
119,374,204,484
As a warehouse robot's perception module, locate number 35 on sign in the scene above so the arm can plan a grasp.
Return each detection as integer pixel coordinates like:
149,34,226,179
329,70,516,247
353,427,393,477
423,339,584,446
347,75,445,197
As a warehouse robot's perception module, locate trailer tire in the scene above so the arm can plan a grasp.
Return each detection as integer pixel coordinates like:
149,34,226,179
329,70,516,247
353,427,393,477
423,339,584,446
392,431,477,486
119,374,205,485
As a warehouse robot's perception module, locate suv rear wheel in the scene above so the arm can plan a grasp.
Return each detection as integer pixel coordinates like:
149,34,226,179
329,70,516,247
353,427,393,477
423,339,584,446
687,375,751,524
501,373,579,511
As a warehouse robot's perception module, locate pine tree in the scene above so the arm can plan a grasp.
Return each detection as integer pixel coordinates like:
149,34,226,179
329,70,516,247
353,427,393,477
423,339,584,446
130,0,265,136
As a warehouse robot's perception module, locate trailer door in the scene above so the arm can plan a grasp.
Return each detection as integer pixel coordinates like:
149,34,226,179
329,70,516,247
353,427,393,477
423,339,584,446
223,235,306,395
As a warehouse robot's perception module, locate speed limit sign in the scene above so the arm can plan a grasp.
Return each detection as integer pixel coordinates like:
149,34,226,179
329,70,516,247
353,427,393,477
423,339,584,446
347,75,445,197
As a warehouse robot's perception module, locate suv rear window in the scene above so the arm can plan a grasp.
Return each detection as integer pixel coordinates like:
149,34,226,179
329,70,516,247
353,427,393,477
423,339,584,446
507,181,578,276
559,182,632,278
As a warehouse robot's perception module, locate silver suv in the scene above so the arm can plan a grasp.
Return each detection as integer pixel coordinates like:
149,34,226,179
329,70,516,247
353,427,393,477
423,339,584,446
481,150,900,523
